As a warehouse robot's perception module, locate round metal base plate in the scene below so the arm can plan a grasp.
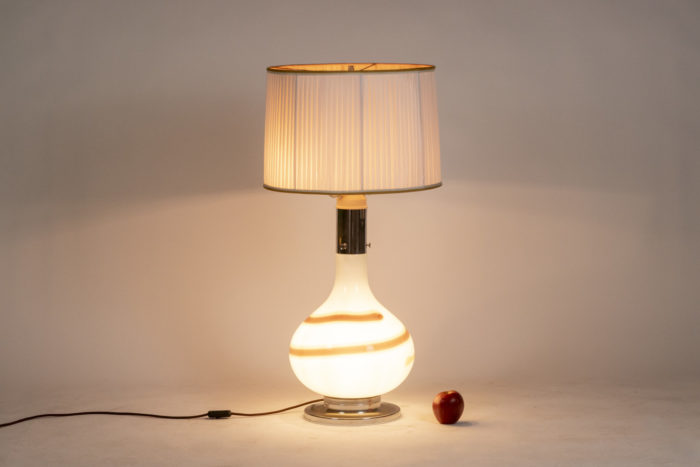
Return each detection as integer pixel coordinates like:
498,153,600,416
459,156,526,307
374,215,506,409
303,398,401,425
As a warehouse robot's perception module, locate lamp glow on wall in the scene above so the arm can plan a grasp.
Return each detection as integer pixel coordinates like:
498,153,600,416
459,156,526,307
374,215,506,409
263,63,441,424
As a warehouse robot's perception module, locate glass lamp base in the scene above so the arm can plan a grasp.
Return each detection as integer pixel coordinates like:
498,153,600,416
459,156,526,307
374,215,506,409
303,396,401,425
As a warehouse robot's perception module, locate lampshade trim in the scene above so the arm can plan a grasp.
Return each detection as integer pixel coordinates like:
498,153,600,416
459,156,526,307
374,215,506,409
262,181,442,195
267,63,435,74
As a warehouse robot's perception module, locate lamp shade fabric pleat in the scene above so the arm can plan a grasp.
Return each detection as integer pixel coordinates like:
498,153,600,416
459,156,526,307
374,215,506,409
264,63,441,194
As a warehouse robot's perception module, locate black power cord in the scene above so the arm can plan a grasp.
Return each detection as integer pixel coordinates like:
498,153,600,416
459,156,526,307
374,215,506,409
0,399,323,429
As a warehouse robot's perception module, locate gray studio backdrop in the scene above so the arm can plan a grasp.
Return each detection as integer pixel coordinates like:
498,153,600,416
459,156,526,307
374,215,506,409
1,0,698,397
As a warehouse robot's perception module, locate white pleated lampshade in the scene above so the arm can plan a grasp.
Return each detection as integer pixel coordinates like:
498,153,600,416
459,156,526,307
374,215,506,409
263,63,441,194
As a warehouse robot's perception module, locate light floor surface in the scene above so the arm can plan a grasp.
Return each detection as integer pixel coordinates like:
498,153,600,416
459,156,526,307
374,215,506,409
1,381,698,466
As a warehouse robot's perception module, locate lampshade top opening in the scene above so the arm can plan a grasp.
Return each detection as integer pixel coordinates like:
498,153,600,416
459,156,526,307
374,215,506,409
267,63,435,73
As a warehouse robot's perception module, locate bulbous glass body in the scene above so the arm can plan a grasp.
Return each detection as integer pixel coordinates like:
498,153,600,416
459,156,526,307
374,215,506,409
289,254,415,399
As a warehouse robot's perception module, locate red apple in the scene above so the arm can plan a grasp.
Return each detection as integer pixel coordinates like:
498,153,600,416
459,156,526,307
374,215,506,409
432,390,464,424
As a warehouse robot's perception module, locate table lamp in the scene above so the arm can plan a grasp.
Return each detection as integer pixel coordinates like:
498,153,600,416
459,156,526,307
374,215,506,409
263,63,441,424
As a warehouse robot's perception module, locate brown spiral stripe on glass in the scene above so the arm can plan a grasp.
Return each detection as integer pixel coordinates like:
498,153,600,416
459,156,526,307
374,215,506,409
304,312,383,324
289,329,410,357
